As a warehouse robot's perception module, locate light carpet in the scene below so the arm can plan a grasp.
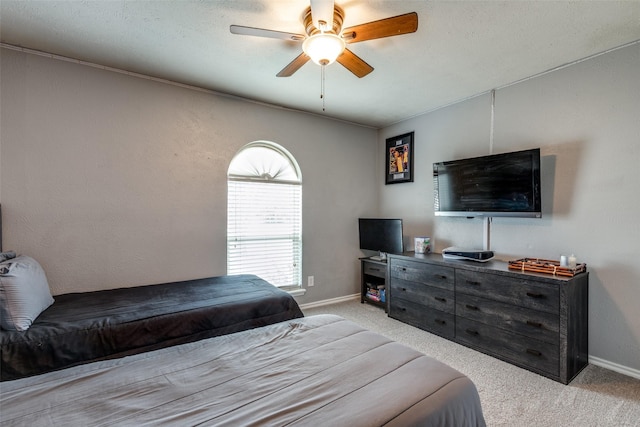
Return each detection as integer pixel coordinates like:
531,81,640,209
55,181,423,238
303,300,640,427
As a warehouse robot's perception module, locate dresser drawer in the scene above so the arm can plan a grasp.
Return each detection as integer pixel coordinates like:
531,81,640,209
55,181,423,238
456,317,559,377
363,261,387,279
456,294,559,344
456,270,559,314
389,259,454,291
390,298,455,339
391,278,454,314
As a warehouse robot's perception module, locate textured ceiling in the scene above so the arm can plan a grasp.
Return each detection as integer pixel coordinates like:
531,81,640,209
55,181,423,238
1,1,639,128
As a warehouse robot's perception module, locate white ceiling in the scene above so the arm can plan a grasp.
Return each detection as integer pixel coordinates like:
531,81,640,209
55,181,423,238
1,1,639,128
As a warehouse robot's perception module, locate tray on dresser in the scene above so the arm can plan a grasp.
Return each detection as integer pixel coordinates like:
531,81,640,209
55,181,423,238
508,258,586,277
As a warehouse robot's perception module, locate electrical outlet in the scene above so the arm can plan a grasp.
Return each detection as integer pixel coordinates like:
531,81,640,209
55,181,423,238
308,276,314,287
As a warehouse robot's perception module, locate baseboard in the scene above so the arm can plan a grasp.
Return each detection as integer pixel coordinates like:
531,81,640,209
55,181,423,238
298,294,359,310
589,355,640,380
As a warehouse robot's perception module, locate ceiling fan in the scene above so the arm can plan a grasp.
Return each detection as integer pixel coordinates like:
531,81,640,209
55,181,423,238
230,0,418,78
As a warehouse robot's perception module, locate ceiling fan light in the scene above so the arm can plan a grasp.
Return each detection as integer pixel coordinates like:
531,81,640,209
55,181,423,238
302,33,346,66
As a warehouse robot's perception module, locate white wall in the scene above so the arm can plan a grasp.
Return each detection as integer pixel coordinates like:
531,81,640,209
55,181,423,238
0,48,378,304
379,43,640,375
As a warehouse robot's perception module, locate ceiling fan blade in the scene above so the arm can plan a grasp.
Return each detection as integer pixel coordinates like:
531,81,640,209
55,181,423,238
310,0,335,31
336,48,374,78
276,53,311,77
230,25,305,41
342,12,418,43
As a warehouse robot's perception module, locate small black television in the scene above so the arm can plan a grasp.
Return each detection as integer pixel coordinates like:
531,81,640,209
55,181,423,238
358,218,403,257
433,148,541,218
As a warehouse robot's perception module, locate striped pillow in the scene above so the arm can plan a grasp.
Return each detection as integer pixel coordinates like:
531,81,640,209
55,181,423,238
0,255,54,331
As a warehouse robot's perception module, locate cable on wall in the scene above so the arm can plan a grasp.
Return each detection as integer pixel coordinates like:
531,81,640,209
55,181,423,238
483,89,497,251
489,88,495,155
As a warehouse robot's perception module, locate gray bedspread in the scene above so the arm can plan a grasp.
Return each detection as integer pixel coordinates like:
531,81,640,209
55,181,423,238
0,314,486,426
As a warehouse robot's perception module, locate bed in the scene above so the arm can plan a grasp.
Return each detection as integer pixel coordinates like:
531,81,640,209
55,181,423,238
1,273,304,381
0,314,486,426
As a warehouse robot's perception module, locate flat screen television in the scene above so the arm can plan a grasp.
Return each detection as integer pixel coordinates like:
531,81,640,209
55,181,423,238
358,218,403,258
433,148,541,218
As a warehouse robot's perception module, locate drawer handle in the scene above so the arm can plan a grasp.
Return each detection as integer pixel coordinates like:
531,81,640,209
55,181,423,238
526,320,543,328
401,287,407,292
465,328,479,336
466,280,481,286
465,304,479,310
434,297,447,303
401,267,407,271
526,348,542,357
435,274,448,280
435,319,446,325
526,292,545,299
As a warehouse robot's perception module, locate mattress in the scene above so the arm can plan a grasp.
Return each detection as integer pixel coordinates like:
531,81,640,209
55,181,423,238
0,314,486,426
0,274,303,381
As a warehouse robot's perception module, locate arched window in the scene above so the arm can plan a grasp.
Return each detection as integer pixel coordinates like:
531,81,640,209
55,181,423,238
227,141,302,290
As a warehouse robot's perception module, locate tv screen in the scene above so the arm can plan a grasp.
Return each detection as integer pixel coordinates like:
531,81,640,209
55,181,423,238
433,148,541,218
358,218,403,255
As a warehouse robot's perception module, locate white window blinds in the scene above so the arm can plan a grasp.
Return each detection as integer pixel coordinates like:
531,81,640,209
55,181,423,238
227,142,302,288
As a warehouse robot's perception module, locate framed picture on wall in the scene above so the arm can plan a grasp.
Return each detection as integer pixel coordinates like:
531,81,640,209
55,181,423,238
385,132,414,184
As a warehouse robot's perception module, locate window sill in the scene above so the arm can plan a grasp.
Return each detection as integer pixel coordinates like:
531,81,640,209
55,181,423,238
287,288,306,297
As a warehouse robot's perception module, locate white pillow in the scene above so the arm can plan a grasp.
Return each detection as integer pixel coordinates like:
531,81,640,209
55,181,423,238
0,255,54,331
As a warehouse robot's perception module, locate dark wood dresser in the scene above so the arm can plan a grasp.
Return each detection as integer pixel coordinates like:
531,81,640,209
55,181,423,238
387,252,588,384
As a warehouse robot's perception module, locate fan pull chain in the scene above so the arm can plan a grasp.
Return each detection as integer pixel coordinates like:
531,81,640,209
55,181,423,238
321,65,326,111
